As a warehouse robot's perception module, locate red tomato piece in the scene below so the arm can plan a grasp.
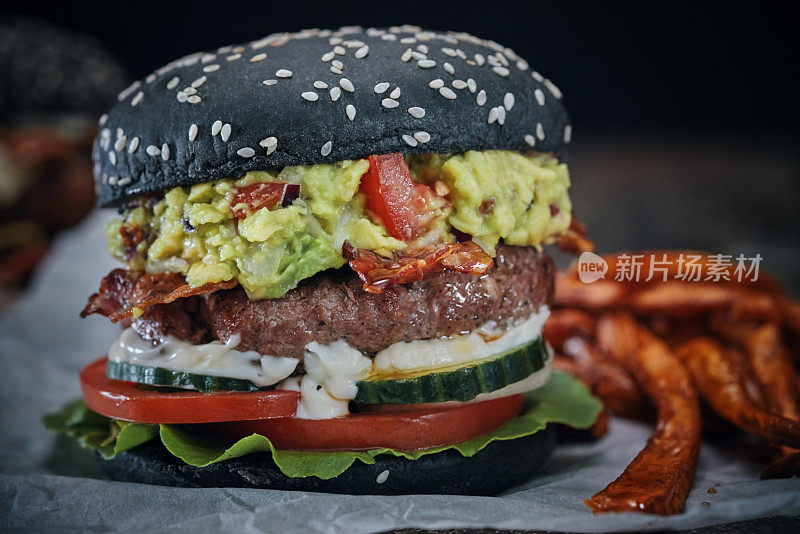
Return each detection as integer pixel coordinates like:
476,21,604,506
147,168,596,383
208,394,524,451
230,182,300,219
80,358,300,423
360,153,439,240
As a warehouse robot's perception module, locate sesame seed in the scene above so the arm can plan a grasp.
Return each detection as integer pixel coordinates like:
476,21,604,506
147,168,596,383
117,177,132,186
201,53,217,63
321,141,332,156
128,137,139,153
330,86,342,101
355,45,369,58
381,34,397,41
544,79,563,99
410,51,426,61
203,64,220,73
476,90,487,106
474,54,485,66
439,87,457,99
331,60,344,70
442,47,457,57
497,107,506,125
329,37,342,45
452,79,467,90
161,143,170,161
176,92,188,103
525,134,536,147
250,53,267,62
131,91,144,106
493,66,510,77
495,53,509,67
531,71,544,82
108,152,117,165
564,125,572,143
189,124,198,141
226,53,241,61
321,51,335,62
212,121,223,136
504,93,515,111
276,69,293,78
390,87,401,99
417,44,429,54
488,107,499,124
516,59,529,71
418,59,436,69
260,136,278,148
108,176,118,185
402,134,418,147
187,95,201,104
314,81,328,89
302,91,319,101
401,48,413,62
400,37,416,44
340,78,354,92
237,147,255,158
382,98,400,108
330,66,343,75
263,79,278,86
414,131,431,143
374,82,390,94
221,124,232,142
183,87,197,96
346,104,356,121
536,123,545,140
535,89,545,106
467,78,477,93
334,45,346,55
114,136,127,151
117,81,140,101
443,62,455,75
408,106,426,118
98,114,108,126
429,79,444,89
191,76,207,88
146,145,160,157
146,74,157,84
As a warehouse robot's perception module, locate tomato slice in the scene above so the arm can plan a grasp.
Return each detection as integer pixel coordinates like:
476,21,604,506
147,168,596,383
80,358,299,423
360,153,439,240
208,394,524,451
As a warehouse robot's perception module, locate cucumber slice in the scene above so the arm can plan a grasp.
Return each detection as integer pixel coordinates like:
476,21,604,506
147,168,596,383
354,337,548,404
106,360,270,393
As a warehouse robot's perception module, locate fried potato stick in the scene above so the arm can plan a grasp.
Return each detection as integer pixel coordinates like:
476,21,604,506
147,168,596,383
586,314,701,515
544,309,597,351
676,337,800,449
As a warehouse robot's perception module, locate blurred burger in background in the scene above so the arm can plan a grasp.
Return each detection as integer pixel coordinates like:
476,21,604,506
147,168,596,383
0,16,129,303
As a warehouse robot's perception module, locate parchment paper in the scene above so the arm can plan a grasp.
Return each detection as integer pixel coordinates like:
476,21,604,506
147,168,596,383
1,212,799,533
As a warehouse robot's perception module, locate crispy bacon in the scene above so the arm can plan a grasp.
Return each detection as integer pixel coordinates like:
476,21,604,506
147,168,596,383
343,241,493,294
230,182,300,219
81,269,237,323
119,223,145,261
557,215,595,255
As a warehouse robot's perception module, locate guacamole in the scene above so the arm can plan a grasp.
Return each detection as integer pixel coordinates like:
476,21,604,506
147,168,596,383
108,151,571,299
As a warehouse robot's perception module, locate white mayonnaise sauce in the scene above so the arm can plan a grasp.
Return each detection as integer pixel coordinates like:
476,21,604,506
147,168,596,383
374,306,550,372
108,328,299,387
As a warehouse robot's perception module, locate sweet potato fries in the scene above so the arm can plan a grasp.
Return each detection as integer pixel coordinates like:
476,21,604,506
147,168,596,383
546,251,800,515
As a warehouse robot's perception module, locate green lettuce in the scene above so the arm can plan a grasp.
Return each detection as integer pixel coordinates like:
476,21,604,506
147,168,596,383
44,371,601,479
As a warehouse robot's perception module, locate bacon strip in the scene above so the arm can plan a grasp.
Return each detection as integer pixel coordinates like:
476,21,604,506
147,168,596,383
587,313,701,515
81,269,236,323
343,241,493,294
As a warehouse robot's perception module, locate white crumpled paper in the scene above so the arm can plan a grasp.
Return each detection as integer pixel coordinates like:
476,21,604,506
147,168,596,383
1,212,799,533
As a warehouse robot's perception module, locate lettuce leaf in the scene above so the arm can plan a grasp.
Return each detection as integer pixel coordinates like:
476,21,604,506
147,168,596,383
44,371,601,479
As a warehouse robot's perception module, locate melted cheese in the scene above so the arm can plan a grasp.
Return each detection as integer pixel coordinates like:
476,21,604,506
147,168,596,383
108,328,299,387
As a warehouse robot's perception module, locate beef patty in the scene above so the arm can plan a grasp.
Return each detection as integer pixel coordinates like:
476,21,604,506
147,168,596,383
125,245,553,358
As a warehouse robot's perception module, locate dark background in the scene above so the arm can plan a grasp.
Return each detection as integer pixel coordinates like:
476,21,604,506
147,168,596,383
4,1,800,288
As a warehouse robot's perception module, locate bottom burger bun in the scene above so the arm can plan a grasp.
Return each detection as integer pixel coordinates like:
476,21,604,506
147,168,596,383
100,428,555,496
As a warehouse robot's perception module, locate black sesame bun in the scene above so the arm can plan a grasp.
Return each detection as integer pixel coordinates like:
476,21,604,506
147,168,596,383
0,16,130,124
93,25,570,207
101,427,555,495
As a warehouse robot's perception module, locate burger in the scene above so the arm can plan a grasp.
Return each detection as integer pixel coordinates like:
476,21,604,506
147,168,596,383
0,17,129,300
45,25,601,495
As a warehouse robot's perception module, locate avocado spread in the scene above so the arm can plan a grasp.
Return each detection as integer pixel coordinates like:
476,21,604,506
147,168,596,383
108,151,571,299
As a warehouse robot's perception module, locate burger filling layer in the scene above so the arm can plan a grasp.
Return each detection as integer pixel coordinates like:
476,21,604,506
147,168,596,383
107,150,570,299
